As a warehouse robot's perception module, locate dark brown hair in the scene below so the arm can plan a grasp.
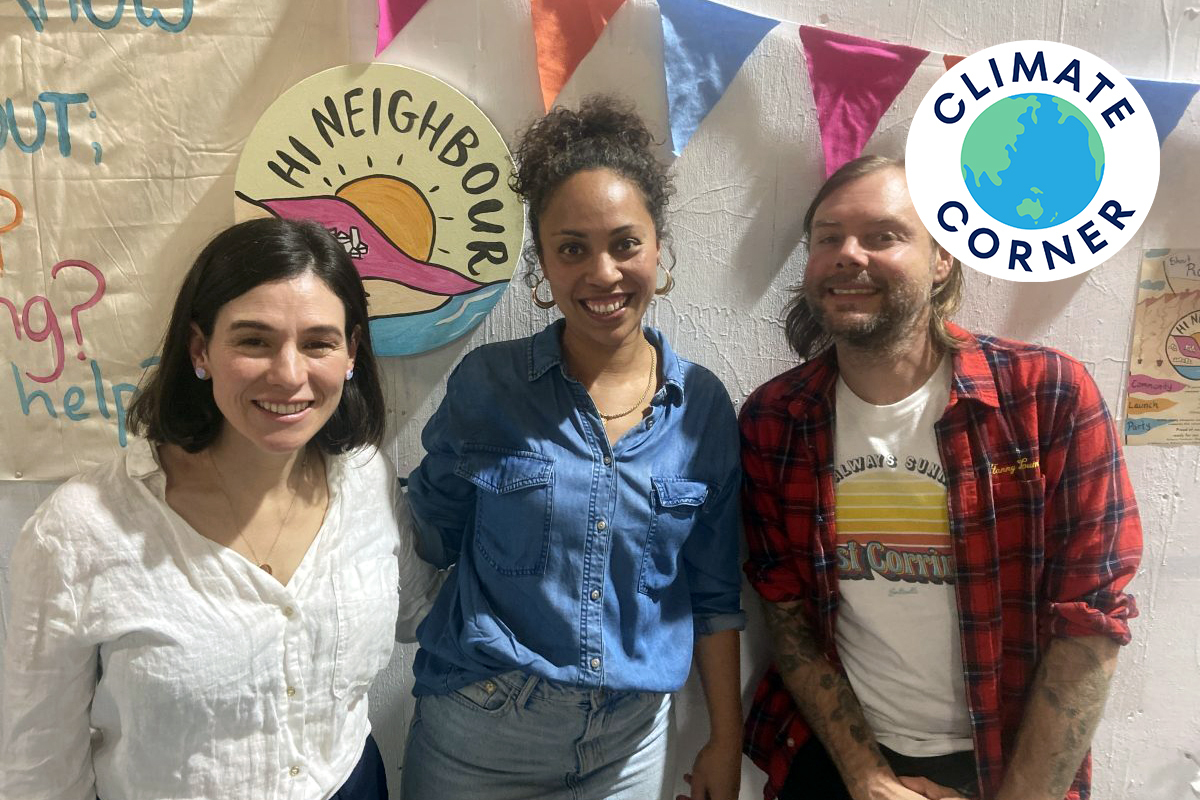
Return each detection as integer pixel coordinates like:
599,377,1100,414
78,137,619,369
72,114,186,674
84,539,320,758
126,217,385,453
509,94,674,279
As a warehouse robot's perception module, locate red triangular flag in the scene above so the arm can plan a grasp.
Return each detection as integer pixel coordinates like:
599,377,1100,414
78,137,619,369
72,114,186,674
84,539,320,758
799,27,930,176
531,0,628,111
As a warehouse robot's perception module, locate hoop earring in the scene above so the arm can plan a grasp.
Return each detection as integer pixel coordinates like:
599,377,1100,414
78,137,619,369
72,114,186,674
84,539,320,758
530,276,556,309
654,264,675,296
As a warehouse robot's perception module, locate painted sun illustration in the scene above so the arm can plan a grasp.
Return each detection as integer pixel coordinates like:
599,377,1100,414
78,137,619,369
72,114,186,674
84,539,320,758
236,172,489,319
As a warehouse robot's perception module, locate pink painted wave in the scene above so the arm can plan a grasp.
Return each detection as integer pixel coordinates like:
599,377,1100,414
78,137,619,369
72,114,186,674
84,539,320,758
1128,374,1187,395
254,195,484,296
1171,335,1200,360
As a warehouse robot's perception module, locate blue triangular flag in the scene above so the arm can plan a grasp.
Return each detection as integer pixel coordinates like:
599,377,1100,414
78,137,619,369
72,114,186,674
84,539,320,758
1130,77,1199,146
659,0,779,155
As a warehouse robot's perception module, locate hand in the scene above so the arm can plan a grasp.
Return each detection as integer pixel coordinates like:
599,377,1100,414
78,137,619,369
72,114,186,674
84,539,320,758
896,775,970,799
676,739,741,800
852,773,952,800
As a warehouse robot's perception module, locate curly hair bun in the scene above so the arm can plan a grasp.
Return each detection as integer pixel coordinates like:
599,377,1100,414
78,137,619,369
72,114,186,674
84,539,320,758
510,94,673,255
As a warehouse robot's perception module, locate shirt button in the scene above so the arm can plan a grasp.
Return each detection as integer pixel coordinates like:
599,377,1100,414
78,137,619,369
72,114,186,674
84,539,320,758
286,686,296,697
590,657,601,670
596,519,607,531
646,418,655,429
786,737,795,748
590,588,601,601
289,766,301,777
282,606,294,618
603,455,612,466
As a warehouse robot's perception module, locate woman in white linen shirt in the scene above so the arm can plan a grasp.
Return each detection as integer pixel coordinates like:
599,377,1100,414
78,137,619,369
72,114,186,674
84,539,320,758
0,218,438,800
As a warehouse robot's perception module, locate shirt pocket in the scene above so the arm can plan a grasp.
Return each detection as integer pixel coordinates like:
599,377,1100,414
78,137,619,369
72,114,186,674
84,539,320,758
639,477,710,597
332,555,399,701
455,445,554,576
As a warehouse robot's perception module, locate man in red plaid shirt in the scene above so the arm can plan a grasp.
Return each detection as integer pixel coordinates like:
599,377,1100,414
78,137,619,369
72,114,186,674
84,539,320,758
741,155,1142,800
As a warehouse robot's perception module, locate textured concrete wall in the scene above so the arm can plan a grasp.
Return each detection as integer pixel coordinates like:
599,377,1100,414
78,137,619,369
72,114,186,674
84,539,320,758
2,0,1197,797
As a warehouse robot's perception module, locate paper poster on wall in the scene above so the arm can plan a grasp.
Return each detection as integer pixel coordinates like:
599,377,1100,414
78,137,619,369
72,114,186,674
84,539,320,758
1126,248,1200,444
234,64,523,356
1,1,349,481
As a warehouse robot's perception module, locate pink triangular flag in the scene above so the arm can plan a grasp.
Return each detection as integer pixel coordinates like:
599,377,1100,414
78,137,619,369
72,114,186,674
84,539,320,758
376,0,432,56
532,0,628,111
799,27,930,176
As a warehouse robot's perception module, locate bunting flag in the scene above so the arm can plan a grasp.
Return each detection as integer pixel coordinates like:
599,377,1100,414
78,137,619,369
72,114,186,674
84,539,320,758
1130,77,1200,146
943,53,965,70
658,0,779,155
375,0,432,56
799,26,930,176
531,0,628,111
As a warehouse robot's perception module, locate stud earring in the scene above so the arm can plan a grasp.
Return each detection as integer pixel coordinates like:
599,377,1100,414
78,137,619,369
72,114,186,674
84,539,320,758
345,368,355,381
194,366,208,380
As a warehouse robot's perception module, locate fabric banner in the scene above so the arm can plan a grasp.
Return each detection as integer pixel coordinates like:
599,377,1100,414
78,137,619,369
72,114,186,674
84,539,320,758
1130,77,1200,146
376,0,433,55
658,0,779,155
799,26,930,176
0,1,349,480
530,0,628,110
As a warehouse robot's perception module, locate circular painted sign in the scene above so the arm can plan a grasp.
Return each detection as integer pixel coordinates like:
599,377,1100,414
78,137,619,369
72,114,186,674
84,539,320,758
235,64,524,355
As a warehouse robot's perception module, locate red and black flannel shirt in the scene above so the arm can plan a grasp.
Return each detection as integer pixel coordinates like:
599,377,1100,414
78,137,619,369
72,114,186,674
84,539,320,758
741,324,1142,800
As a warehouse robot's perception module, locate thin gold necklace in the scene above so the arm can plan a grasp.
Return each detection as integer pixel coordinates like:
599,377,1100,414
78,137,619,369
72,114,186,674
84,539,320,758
208,448,306,576
598,344,657,421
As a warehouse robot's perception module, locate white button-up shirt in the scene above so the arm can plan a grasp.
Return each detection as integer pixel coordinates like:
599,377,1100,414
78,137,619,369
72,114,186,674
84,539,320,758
0,438,439,800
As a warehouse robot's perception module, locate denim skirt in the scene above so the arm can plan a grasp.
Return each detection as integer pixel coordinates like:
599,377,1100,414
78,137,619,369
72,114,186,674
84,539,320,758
401,671,672,800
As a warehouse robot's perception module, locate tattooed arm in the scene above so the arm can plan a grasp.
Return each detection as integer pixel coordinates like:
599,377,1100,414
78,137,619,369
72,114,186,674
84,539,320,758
995,636,1119,800
762,599,933,800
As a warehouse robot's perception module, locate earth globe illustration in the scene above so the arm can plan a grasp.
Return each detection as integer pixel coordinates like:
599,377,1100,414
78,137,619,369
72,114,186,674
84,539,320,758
960,93,1104,230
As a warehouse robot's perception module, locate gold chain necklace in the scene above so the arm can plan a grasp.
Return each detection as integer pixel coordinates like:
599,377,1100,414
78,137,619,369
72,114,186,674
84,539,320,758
598,344,657,421
208,449,306,576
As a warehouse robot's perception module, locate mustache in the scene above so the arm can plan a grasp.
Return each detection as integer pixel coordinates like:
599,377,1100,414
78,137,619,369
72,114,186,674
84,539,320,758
807,270,883,291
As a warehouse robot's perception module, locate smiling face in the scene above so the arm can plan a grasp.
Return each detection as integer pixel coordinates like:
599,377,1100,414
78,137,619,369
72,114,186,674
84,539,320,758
537,168,660,357
190,272,357,457
803,166,952,352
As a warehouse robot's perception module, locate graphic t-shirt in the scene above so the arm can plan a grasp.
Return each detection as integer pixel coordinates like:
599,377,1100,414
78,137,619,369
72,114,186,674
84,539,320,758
833,360,973,757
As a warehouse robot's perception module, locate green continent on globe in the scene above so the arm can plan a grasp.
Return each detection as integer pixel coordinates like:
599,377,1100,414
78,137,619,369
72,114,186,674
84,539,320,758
959,93,1105,230
1016,197,1044,220
1051,96,1104,181
960,95,1042,187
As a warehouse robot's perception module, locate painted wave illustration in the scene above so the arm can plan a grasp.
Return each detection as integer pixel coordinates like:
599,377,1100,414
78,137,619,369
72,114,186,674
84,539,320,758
243,194,487,295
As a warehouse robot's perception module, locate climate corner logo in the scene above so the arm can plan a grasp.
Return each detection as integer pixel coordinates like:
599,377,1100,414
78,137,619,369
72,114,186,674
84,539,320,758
906,41,1160,282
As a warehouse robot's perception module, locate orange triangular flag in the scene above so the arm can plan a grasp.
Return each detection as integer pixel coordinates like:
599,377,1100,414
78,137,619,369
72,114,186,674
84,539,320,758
943,53,966,71
531,0,628,111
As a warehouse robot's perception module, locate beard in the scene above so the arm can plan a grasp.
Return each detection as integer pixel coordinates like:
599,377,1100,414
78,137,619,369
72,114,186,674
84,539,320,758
803,267,931,351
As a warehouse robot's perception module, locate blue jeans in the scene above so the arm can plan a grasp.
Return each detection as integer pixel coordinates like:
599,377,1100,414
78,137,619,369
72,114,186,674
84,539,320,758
401,671,672,800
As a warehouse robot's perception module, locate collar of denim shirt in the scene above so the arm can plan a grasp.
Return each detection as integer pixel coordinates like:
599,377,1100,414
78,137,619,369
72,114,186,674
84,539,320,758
526,318,686,407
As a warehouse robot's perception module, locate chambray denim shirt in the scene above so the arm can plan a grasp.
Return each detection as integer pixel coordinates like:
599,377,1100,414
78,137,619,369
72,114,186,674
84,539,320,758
408,320,745,695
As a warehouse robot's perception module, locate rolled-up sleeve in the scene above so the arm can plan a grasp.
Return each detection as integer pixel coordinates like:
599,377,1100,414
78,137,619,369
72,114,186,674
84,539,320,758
1042,367,1142,644
0,522,98,800
685,465,747,637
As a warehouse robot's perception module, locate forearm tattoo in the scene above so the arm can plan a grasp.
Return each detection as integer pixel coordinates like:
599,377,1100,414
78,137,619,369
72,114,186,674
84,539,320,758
763,600,887,771
1037,638,1113,794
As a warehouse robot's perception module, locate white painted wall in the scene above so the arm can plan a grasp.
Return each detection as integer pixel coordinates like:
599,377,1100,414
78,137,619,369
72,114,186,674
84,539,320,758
2,0,1198,798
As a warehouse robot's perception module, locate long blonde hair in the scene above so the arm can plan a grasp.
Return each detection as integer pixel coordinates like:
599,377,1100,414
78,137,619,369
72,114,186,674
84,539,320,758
783,155,964,360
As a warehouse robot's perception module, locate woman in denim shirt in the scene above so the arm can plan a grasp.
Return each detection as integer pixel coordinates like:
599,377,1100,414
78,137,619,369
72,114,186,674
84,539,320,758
402,96,745,800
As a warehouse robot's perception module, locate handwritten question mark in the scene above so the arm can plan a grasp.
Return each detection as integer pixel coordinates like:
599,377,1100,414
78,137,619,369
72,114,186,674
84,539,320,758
50,259,106,361
0,188,24,275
